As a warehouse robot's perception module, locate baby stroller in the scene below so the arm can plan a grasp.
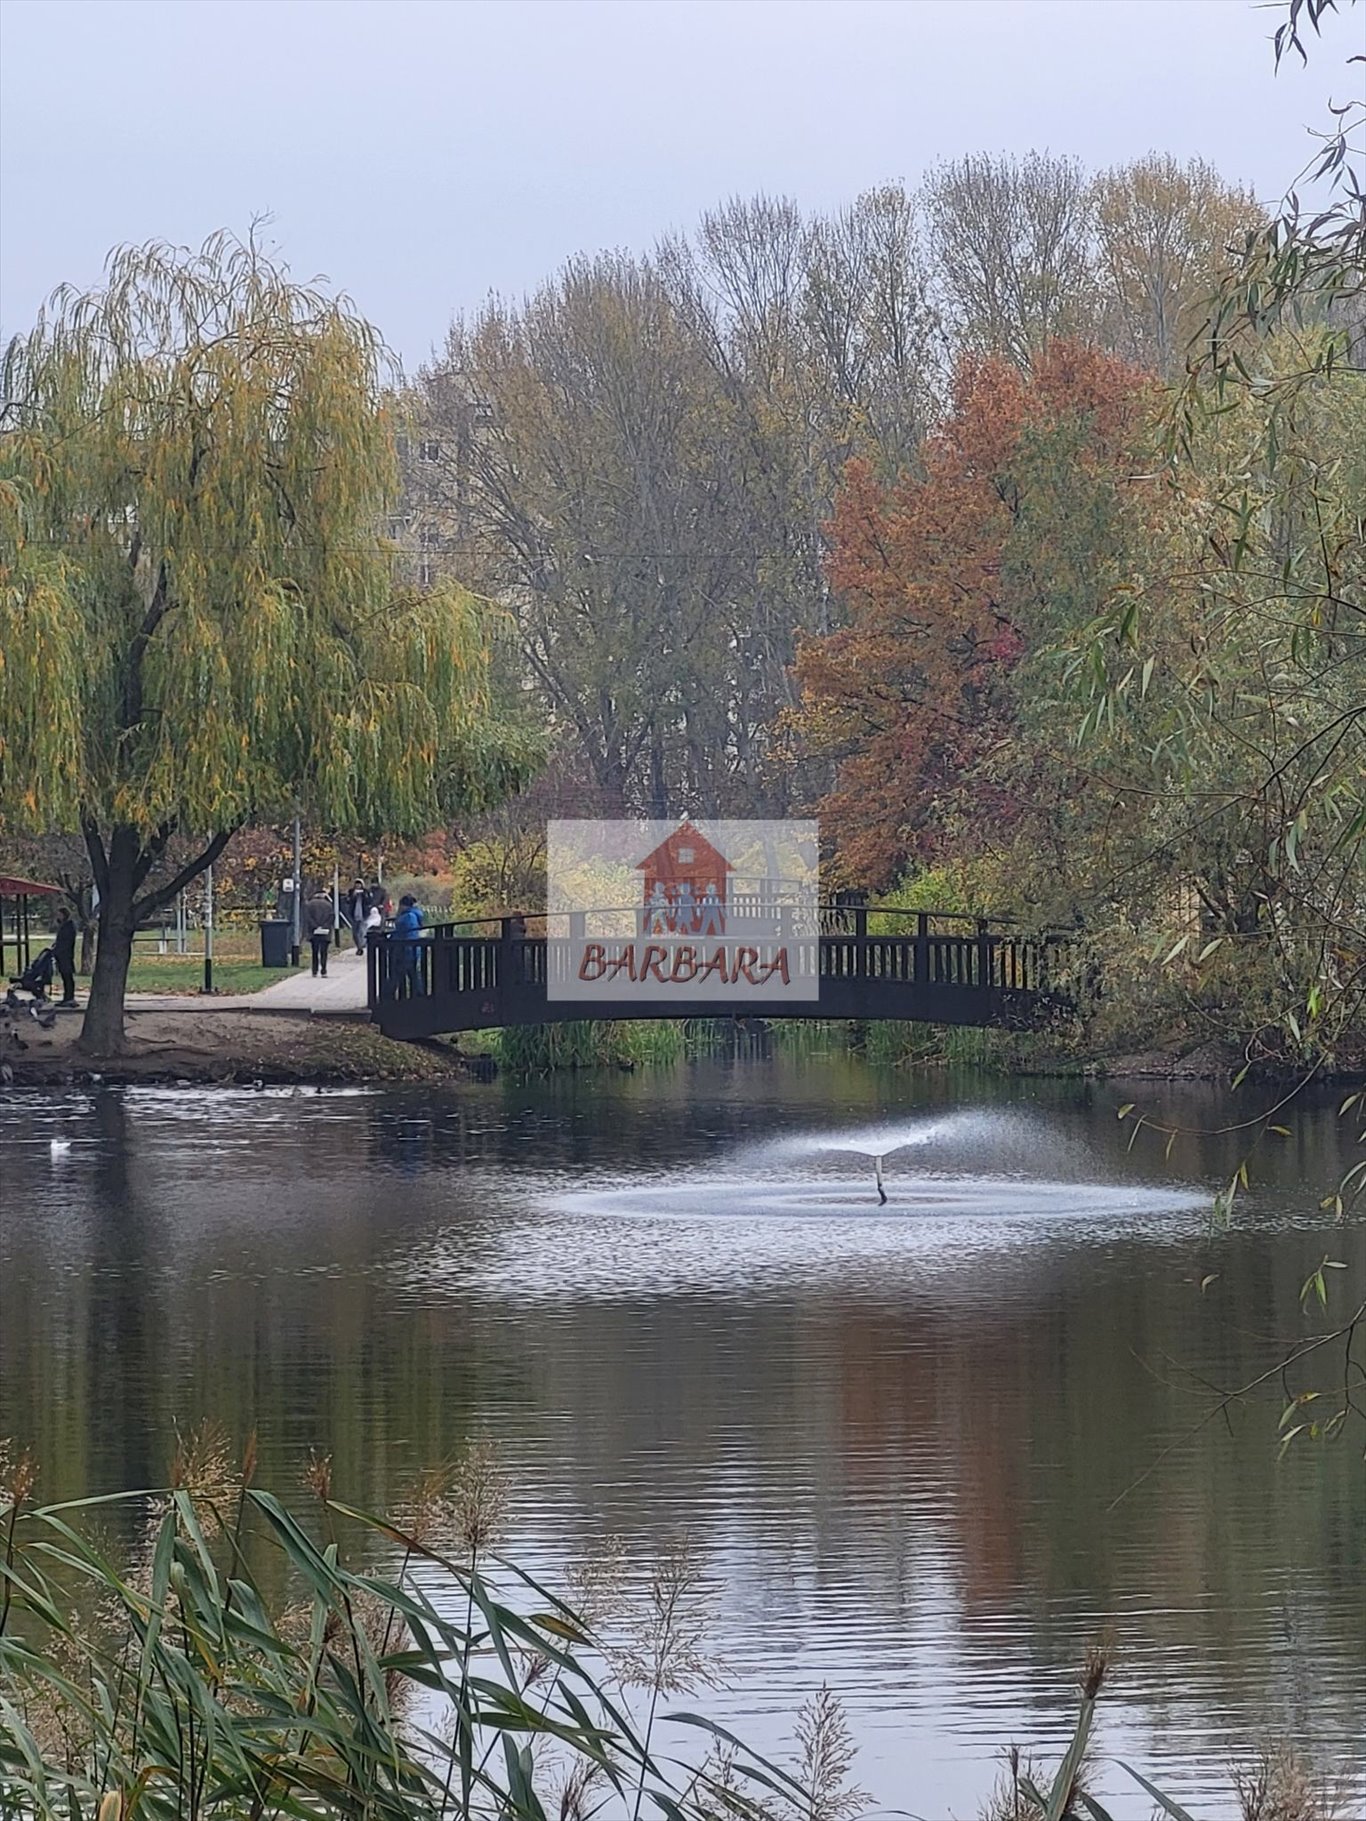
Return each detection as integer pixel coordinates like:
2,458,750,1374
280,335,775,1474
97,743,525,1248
6,947,59,1027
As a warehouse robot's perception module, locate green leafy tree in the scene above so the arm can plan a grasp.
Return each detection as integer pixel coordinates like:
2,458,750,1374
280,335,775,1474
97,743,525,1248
0,233,532,1052
1075,0,1366,1067
1066,0,1366,1455
1199,0,1365,399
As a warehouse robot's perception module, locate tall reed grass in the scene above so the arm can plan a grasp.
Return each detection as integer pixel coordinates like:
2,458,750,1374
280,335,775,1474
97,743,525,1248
768,1018,1005,1069
0,1439,1339,1819
485,1019,775,1072
473,1015,1039,1076
0,1436,814,1819
488,1020,687,1071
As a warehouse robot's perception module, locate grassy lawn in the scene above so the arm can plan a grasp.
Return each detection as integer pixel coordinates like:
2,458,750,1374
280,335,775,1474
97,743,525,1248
116,928,301,996
49,927,359,997
123,954,298,995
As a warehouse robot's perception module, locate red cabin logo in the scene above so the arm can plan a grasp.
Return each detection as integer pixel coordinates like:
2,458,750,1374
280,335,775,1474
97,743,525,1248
635,820,733,936
546,813,819,1005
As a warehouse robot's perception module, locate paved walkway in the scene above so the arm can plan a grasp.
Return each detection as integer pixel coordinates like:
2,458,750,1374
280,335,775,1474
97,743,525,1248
117,946,372,1018
246,947,370,1013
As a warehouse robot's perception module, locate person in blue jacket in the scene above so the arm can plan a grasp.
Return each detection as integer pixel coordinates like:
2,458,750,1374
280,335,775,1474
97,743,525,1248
391,893,425,997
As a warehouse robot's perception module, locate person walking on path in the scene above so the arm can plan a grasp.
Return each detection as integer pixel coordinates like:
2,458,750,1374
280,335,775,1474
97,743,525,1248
391,892,425,997
348,878,368,954
52,907,78,1007
304,885,335,978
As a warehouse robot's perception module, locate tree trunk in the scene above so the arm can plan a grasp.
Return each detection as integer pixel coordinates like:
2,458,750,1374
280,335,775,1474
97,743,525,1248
596,752,629,819
648,731,668,820
78,827,141,1056
81,912,135,1054
77,822,237,1054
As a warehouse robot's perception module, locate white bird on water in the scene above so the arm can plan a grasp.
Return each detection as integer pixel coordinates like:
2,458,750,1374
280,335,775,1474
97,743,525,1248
49,1138,71,1157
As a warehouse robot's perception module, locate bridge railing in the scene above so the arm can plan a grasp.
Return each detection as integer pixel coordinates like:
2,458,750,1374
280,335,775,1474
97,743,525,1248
368,907,1077,1021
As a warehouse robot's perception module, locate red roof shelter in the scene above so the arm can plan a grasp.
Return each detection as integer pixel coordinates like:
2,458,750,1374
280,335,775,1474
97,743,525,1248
0,872,61,977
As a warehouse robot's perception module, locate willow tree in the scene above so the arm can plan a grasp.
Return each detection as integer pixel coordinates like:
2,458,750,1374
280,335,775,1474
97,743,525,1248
0,234,532,1052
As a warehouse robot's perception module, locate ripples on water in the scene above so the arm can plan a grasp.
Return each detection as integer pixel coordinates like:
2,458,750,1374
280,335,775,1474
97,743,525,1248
1,1067,1362,1813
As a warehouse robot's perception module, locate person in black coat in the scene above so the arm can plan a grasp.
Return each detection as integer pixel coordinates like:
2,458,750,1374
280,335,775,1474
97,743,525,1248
52,907,78,1007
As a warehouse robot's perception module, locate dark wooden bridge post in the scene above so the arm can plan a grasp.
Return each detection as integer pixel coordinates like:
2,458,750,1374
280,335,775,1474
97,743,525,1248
499,916,519,990
850,898,865,981
366,930,380,1013
915,912,929,986
563,911,586,998
976,917,992,992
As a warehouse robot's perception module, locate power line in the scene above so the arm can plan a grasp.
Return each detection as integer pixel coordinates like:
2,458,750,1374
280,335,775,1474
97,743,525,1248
13,533,834,562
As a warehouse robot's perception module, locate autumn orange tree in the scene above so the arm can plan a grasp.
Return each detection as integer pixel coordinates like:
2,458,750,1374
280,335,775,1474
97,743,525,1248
791,343,1155,888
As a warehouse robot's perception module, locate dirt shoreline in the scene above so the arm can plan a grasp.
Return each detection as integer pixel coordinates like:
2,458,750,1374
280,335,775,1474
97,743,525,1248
1020,1039,1251,1081
3,1009,1342,1089
2,1008,472,1086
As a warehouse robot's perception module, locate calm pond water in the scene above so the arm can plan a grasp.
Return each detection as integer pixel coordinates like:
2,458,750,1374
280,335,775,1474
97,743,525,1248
1,1053,1363,1813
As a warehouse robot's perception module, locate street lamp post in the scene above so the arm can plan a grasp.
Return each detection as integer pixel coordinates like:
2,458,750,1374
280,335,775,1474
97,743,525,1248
291,817,302,967
201,865,214,993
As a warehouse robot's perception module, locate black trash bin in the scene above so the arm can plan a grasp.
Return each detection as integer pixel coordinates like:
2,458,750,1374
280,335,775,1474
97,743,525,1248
259,919,291,968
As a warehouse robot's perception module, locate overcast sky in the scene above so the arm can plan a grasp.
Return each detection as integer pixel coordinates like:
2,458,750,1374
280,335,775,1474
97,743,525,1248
1,0,1358,371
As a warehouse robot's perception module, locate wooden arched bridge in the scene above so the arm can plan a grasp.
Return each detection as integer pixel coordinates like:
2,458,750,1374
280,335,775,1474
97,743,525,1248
369,905,1075,1041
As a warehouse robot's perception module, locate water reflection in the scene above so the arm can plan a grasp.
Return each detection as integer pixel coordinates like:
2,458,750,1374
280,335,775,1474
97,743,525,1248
1,1061,1362,1812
